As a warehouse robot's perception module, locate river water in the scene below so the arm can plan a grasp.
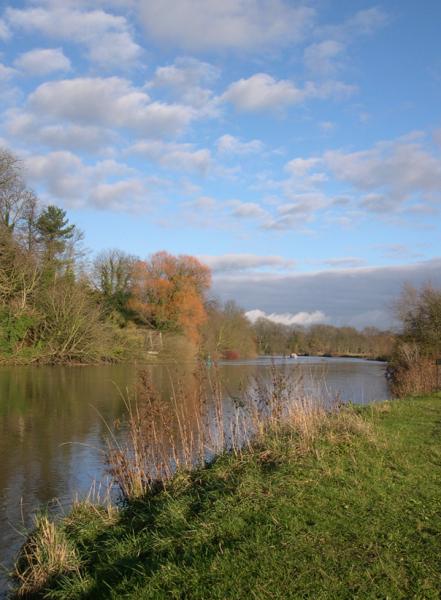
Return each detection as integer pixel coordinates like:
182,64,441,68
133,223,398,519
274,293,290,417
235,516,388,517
0,357,389,595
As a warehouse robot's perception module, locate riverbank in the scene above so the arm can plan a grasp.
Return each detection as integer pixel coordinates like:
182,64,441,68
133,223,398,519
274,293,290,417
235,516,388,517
12,394,441,599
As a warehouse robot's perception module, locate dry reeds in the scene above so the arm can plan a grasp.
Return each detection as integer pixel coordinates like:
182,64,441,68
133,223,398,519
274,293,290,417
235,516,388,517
389,342,439,397
12,514,80,597
107,362,371,500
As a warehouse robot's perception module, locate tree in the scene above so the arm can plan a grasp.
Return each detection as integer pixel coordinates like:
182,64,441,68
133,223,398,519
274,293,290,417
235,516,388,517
92,249,136,316
202,300,256,358
36,205,76,270
388,283,441,396
395,283,441,357
128,251,211,343
0,148,38,245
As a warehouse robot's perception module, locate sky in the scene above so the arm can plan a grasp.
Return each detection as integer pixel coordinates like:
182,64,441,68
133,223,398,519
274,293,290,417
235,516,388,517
0,0,440,329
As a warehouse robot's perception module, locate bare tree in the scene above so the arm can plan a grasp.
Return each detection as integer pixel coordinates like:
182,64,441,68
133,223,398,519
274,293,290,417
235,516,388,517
0,149,37,237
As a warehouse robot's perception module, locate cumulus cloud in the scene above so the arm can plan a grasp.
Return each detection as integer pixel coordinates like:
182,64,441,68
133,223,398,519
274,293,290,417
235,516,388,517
129,140,212,174
217,134,263,155
14,48,71,75
245,309,328,326
7,112,115,153
149,57,219,113
222,73,308,111
324,135,441,209
285,157,321,177
23,150,145,210
200,254,295,273
6,5,141,68
263,193,329,230
222,73,356,111
213,259,441,329
89,179,148,212
27,77,195,137
138,0,315,51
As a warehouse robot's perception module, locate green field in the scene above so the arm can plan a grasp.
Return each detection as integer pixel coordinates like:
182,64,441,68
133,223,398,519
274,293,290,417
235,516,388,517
14,395,441,599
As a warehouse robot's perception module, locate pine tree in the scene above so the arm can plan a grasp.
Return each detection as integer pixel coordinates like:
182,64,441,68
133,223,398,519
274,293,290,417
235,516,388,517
36,205,75,271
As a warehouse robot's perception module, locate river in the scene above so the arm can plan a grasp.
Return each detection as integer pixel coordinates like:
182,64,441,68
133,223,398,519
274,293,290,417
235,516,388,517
0,356,389,595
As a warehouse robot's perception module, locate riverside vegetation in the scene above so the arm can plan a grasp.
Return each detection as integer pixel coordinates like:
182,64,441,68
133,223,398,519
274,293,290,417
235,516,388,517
0,146,395,365
11,362,441,598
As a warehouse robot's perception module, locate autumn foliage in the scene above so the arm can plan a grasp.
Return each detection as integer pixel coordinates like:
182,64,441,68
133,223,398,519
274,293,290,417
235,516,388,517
128,251,211,343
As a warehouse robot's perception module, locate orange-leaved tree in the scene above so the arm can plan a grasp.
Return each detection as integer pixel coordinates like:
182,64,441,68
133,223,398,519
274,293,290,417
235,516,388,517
128,251,211,343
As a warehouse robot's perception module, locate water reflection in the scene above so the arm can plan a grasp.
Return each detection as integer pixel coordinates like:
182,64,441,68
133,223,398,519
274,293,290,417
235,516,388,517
0,357,389,594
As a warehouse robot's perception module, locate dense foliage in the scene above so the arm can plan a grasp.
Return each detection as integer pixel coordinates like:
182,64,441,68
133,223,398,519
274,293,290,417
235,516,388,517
389,283,441,395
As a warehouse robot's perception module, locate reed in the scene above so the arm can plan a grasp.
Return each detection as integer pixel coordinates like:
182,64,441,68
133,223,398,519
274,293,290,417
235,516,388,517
106,362,362,500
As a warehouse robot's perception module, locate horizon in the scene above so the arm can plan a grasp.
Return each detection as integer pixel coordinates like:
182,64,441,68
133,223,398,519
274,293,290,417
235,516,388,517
1,0,440,328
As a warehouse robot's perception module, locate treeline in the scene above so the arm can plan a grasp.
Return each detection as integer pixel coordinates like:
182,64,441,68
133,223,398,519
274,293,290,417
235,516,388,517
253,319,394,360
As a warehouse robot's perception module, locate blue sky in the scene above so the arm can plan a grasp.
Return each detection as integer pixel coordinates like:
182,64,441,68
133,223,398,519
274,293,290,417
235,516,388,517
1,0,440,327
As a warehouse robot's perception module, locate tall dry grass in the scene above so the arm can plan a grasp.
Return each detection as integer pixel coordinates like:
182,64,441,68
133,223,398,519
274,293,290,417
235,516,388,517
107,362,370,500
389,342,439,397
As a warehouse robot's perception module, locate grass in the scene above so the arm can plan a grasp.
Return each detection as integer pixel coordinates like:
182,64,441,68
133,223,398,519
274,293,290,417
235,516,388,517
13,394,441,599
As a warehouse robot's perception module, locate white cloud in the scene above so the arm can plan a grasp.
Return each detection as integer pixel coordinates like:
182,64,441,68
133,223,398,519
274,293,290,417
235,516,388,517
89,179,148,212
324,135,441,209
6,6,141,68
0,62,16,79
149,57,219,113
222,73,356,111
23,150,141,210
305,8,388,80
200,254,295,273
14,48,71,76
285,157,321,177
27,77,195,137
229,200,269,220
222,73,307,111
304,40,345,75
317,7,388,41
0,18,11,40
217,134,263,155
138,0,315,51
7,110,115,152
129,140,212,174
245,309,328,326
263,192,328,230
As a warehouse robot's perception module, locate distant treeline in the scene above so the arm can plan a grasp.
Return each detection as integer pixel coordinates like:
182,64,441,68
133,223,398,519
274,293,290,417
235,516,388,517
0,146,396,365
252,320,394,360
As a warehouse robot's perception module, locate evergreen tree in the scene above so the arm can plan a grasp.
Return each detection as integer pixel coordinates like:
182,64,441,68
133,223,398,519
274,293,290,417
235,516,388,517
36,205,75,270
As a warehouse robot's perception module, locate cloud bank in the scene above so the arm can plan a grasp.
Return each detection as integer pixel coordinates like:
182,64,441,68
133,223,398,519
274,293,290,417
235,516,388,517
212,259,441,329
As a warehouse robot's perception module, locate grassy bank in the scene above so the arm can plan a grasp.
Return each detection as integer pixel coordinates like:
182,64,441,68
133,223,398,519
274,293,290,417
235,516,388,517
13,395,441,599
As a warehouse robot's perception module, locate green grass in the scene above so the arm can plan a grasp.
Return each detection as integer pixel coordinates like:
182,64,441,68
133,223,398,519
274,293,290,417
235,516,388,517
14,395,441,599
